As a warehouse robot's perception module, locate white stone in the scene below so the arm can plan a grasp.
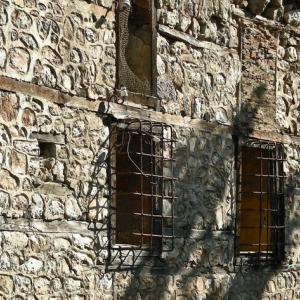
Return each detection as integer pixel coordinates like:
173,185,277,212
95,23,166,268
284,9,300,27
45,198,64,220
285,47,298,62
31,193,44,218
0,190,10,210
73,234,93,249
54,237,71,251
0,252,11,270
52,161,65,182
8,47,30,74
65,196,81,219
0,275,13,294
65,278,81,292
157,55,166,76
34,277,51,294
15,275,32,293
0,48,6,68
22,257,43,273
0,169,18,190
3,232,28,249
14,140,39,155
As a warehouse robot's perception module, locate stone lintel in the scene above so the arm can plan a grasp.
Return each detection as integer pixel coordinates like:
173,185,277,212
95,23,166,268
37,182,73,196
30,133,65,145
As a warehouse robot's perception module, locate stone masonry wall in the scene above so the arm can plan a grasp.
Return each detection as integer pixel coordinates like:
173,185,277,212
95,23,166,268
0,0,115,99
0,0,299,299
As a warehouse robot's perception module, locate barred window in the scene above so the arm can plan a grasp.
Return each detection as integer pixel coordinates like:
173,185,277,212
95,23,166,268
108,119,176,251
234,138,285,265
117,0,156,95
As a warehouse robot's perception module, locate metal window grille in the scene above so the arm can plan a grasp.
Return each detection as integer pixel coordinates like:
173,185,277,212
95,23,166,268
116,0,157,95
108,119,176,252
234,137,285,266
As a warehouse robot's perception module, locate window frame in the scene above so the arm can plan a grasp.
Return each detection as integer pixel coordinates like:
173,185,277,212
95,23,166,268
234,136,285,266
107,119,176,253
116,0,157,97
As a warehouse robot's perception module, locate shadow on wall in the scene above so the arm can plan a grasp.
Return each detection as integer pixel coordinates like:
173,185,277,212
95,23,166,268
85,98,300,299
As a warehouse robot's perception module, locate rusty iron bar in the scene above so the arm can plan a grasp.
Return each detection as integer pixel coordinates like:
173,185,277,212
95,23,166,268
108,118,177,254
234,137,285,266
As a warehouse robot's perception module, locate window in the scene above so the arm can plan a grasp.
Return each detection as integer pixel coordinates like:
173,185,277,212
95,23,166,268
234,138,285,265
108,119,176,251
39,142,56,158
117,0,156,95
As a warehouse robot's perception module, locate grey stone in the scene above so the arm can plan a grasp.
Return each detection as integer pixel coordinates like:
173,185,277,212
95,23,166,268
45,197,64,220
11,9,32,29
64,278,81,292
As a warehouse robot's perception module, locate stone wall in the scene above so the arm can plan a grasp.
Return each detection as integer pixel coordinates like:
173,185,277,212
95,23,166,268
0,0,299,299
0,0,115,99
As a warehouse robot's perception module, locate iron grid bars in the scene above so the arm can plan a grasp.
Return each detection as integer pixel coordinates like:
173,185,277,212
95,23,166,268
108,119,176,252
234,137,285,266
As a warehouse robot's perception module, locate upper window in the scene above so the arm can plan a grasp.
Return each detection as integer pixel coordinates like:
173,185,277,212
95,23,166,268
117,0,156,95
108,119,176,252
234,138,285,265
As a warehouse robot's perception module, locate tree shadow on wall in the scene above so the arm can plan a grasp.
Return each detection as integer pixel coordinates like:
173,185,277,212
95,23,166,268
86,99,300,299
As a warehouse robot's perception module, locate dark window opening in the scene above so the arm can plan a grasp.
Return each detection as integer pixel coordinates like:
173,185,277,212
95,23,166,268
235,139,285,265
117,0,156,95
109,119,176,251
39,142,56,158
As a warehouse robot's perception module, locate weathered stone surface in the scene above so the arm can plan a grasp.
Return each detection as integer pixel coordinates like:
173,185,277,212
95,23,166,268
11,9,32,29
34,277,50,294
14,140,39,155
11,193,29,214
15,275,32,293
19,32,38,50
65,196,81,220
0,48,6,68
0,190,10,210
284,9,300,27
0,1,296,299
21,108,36,126
64,277,81,292
8,47,30,74
45,197,64,220
3,232,28,249
0,170,18,190
30,193,44,218
0,275,14,294
0,94,18,122
21,257,43,273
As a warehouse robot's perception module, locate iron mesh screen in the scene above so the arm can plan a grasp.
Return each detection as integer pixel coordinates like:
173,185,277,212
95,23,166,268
117,0,156,95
